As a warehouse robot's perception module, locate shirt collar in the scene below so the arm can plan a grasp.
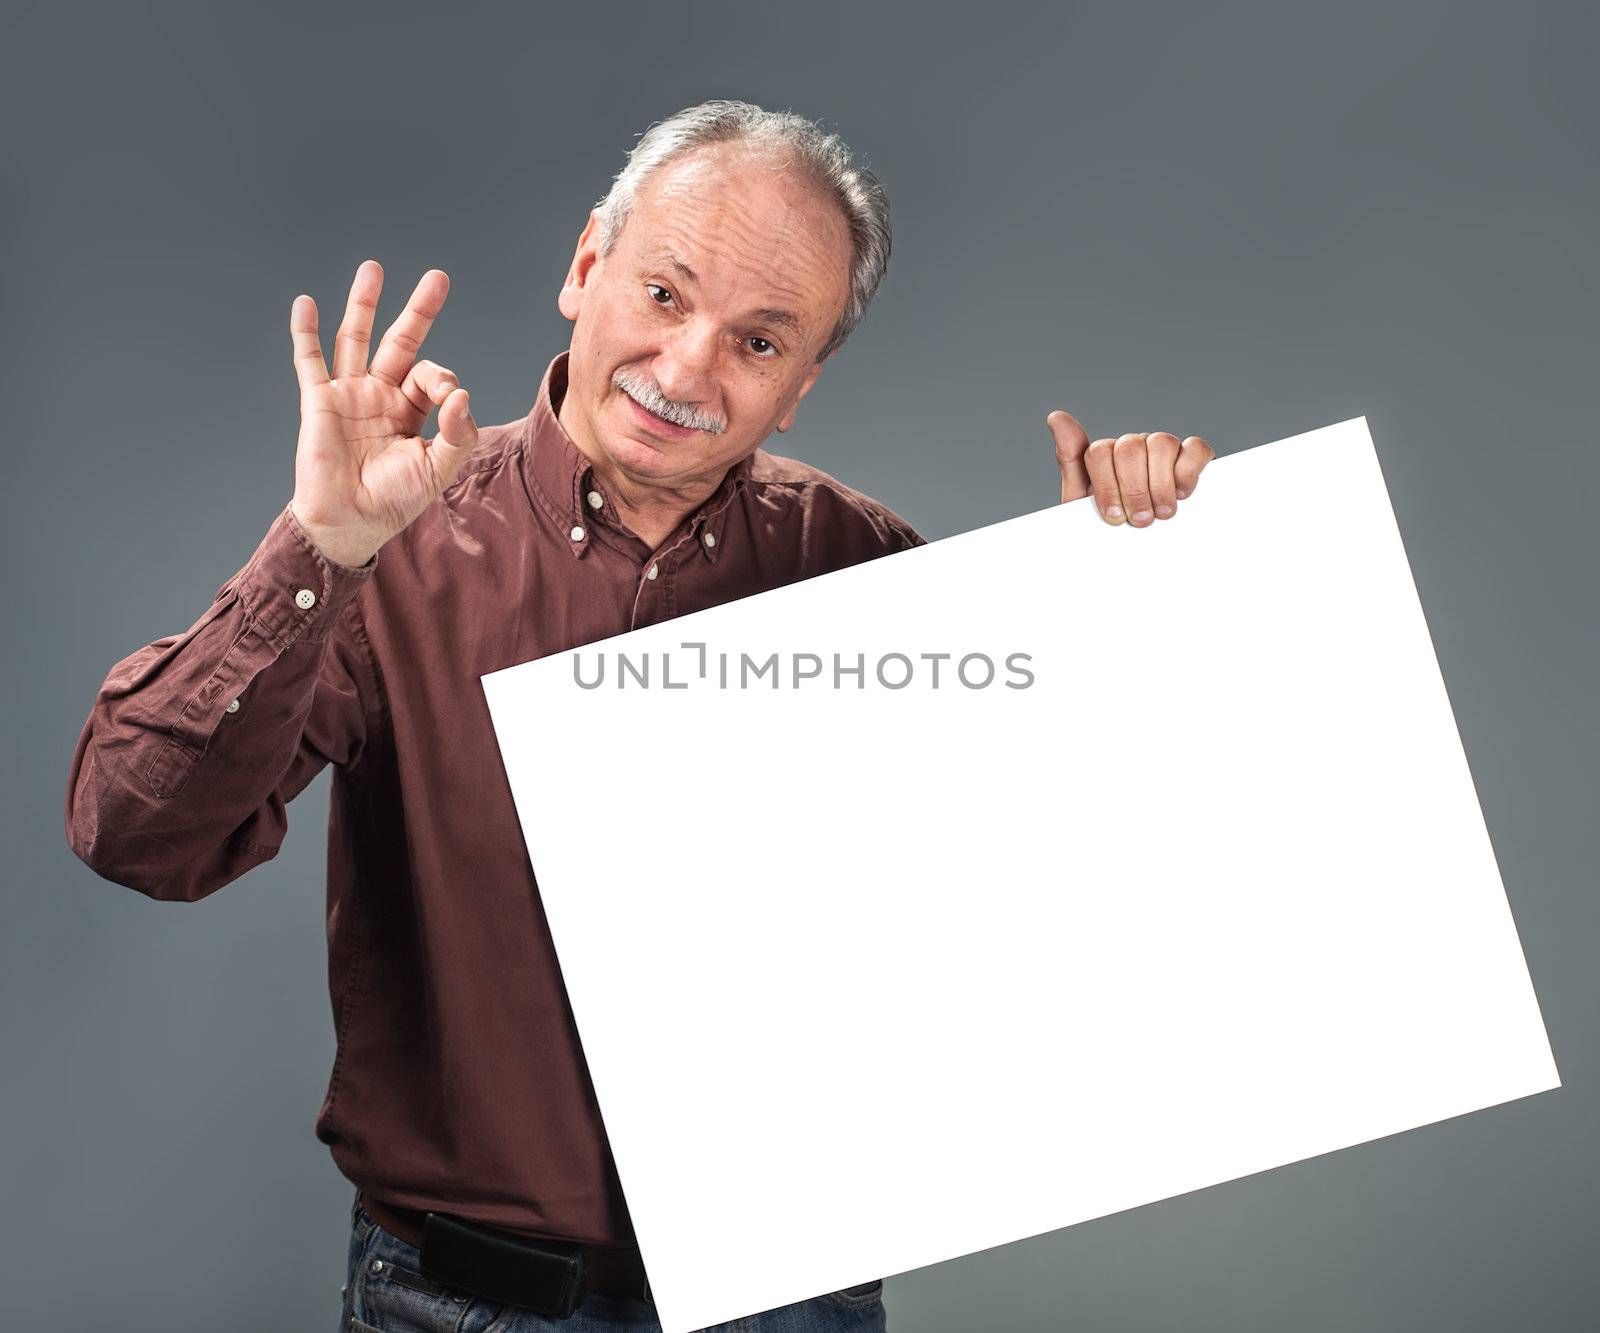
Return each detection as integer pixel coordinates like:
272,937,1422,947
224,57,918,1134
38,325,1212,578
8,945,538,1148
521,350,755,562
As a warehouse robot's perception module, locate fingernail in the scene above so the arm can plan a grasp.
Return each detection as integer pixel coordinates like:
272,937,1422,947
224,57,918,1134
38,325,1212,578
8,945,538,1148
1132,510,1153,524
1104,504,1124,522
1156,504,1174,517
1176,488,1190,500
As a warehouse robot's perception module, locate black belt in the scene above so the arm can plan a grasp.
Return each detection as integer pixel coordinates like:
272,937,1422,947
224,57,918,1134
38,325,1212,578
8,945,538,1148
359,1190,652,1319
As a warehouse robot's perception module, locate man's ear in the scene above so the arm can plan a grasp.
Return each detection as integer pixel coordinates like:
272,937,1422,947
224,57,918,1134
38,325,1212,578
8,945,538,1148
558,212,603,323
775,358,828,434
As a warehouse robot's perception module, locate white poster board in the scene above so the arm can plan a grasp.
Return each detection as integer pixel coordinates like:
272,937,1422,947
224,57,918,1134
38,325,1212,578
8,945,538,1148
481,418,1560,1333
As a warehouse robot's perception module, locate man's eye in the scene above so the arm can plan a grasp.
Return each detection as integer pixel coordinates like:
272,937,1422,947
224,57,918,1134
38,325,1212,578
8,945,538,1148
646,283,674,306
747,337,776,358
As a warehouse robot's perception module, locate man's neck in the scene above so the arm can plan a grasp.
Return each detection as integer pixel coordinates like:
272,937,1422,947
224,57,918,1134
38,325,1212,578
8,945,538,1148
592,456,724,551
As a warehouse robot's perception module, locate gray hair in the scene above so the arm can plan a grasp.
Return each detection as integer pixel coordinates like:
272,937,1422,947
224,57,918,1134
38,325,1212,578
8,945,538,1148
594,99,891,361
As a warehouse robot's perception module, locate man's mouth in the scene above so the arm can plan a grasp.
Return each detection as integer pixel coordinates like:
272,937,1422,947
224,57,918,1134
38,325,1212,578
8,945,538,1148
622,389,700,441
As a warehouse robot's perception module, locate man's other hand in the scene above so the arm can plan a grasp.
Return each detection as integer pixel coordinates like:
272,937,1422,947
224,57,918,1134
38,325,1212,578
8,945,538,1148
1047,410,1215,527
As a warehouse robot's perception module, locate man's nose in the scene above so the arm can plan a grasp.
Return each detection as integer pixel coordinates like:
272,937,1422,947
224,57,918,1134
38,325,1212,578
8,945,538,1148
652,320,720,405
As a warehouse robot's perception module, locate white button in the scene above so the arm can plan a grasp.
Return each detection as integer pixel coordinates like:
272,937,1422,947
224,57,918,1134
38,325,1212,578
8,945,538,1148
294,588,316,609
225,698,240,714
570,526,586,542
702,531,716,548
646,562,659,581
586,490,604,509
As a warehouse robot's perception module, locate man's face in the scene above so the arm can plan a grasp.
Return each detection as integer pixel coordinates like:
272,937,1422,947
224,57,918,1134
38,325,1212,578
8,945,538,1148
557,144,853,495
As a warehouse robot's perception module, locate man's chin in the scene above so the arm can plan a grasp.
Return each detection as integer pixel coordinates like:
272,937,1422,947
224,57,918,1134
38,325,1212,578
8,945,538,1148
606,429,679,475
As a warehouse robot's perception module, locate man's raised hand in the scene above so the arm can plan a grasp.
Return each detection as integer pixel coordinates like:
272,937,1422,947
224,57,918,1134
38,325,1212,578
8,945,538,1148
288,260,478,569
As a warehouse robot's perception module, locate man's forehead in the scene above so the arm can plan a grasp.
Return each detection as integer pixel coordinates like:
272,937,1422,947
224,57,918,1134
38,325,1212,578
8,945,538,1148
632,150,847,267
644,141,788,200
633,182,836,263
628,200,844,322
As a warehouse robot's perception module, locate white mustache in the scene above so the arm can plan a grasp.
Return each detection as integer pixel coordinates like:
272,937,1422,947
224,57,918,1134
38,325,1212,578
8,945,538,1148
614,369,726,435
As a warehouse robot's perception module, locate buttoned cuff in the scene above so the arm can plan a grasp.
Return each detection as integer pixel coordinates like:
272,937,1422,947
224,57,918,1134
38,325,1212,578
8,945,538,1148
233,503,377,650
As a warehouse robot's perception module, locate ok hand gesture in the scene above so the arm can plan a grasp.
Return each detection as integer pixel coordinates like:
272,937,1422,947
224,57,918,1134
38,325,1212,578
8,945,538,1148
288,260,478,568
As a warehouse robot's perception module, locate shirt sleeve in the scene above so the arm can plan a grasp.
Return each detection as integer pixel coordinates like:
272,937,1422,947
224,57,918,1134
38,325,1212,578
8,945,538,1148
64,502,385,902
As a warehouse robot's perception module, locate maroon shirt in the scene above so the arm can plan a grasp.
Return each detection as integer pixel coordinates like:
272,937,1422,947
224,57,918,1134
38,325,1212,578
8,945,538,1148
64,350,924,1254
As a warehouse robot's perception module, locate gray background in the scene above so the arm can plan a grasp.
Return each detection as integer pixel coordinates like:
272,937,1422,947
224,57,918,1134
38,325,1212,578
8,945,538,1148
4,1,1595,1329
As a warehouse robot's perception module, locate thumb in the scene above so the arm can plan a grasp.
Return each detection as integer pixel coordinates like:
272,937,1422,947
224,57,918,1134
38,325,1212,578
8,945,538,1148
428,387,479,488
1046,409,1091,504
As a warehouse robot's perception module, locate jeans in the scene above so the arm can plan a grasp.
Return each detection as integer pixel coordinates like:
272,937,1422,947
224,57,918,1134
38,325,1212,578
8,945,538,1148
339,1192,888,1332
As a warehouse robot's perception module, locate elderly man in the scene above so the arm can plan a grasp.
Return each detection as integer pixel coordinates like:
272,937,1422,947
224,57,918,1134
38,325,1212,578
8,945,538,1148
66,100,1213,1331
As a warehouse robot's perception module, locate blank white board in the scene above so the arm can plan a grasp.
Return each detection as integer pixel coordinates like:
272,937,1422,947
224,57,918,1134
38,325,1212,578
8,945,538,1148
481,417,1560,1333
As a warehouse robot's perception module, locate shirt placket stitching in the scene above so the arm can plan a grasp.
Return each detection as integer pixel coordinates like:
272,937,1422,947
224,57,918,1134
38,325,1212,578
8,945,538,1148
650,528,698,624
627,478,744,624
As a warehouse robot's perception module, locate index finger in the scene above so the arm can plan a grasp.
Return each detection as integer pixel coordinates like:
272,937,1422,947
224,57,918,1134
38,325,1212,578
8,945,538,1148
1082,438,1125,523
368,269,450,387
289,294,330,391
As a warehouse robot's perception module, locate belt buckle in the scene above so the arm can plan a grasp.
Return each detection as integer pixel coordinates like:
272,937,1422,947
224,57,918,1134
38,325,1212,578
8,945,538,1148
420,1211,584,1319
